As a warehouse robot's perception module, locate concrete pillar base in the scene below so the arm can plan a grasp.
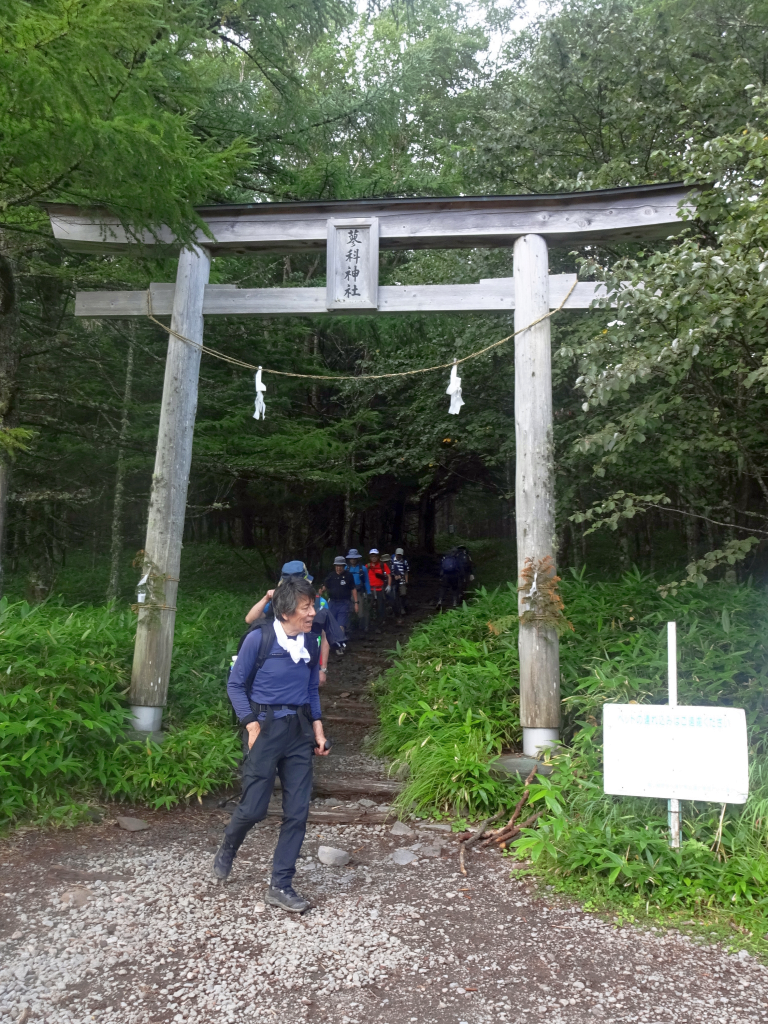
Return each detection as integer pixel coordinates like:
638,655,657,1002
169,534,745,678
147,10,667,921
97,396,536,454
130,705,163,733
523,727,559,757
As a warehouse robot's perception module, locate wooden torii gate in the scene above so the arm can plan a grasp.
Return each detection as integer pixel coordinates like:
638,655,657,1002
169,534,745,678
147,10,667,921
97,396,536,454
47,183,691,755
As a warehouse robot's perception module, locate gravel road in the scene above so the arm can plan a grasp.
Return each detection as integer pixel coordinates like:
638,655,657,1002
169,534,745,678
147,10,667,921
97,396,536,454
1,808,766,1024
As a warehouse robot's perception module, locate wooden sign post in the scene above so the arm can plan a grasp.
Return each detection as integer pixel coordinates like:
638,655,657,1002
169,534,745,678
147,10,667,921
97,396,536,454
47,185,693,736
603,622,749,847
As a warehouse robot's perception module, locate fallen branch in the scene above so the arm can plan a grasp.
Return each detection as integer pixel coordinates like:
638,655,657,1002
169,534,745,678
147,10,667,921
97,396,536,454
454,809,505,846
458,809,505,875
513,808,543,833
480,764,538,849
465,810,505,849
492,809,543,849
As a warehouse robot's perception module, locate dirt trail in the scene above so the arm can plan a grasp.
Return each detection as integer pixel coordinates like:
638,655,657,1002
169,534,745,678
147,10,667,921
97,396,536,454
2,573,767,1024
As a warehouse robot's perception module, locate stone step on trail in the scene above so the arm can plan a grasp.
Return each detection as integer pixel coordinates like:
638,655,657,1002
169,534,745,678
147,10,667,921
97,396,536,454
267,798,396,824
272,776,402,801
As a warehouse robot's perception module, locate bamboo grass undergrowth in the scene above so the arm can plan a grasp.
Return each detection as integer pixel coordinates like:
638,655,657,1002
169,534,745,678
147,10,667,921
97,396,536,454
375,568,768,946
0,591,244,826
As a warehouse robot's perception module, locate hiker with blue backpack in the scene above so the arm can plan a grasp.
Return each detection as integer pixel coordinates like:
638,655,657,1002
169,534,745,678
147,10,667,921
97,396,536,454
345,548,371,635
436,547,462,608
214,574,328,914
245,560,346,685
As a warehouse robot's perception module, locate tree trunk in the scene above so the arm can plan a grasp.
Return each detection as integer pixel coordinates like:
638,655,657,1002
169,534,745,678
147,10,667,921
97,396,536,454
418,491,436,552
683,495,698,565
342,486,352,553
391,493,405,547
106,326,136,602
0,246,20,598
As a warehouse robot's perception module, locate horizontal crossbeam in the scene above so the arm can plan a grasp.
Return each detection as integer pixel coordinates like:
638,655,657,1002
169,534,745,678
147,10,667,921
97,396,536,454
75,274,622,317
49,183,693,255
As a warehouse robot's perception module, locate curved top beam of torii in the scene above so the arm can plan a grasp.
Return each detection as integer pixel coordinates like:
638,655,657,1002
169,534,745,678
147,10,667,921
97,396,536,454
46,182,694,256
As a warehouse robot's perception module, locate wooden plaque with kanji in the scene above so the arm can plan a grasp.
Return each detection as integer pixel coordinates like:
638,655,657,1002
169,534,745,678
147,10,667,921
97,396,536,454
326,217,379,311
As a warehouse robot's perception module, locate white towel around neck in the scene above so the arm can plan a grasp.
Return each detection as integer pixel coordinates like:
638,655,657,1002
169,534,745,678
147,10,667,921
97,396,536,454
273,618,311,664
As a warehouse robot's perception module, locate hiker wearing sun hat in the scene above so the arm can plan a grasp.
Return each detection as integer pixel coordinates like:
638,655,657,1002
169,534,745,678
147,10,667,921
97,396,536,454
244,560,346,683
345,549,370,635
322,556,358,642
391,546,410,619
366,548,390,625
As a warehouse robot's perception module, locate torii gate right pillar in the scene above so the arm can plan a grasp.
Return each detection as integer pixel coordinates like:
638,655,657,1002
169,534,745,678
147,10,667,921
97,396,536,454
514,234,560,755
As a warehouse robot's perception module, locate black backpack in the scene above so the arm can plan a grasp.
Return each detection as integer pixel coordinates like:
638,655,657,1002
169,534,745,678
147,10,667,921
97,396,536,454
441,553,460,575
230,616,321,696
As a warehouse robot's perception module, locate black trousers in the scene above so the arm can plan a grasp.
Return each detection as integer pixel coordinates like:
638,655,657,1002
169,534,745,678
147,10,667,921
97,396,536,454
437,573,461,606
224,714,314,890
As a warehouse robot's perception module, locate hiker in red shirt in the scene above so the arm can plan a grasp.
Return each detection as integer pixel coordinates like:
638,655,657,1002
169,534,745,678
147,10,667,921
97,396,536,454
366,548,390,625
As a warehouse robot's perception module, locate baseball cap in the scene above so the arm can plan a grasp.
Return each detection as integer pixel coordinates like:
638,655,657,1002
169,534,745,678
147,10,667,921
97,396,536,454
346,548,361,559
395,547,404,556
281,559,314,582
333,555,347,566
369,548,379,555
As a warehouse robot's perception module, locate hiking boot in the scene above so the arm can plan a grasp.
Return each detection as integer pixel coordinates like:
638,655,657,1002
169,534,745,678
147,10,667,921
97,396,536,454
212,839,238,880
265,886,310,913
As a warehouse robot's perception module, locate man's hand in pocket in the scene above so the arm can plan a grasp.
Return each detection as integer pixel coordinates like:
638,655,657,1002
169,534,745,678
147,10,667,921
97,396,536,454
246,722,261,750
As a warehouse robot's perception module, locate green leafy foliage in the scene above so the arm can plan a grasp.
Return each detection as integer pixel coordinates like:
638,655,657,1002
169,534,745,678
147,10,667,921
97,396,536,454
108,725,241,810
377,570,768,935
374,586,522,816
0,589,246,825
511,730,768,944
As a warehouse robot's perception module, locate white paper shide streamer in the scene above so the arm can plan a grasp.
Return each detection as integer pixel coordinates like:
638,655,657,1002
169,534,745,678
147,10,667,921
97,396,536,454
446,359,464,415
253,366,266,420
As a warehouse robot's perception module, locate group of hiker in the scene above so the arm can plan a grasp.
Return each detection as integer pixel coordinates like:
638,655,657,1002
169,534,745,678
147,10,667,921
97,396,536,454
324,546,410,634
214,542,471,913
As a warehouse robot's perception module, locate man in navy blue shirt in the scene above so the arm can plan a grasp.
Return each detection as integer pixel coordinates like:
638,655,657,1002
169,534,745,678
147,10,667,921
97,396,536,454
322,556,358,639
213,575,329,913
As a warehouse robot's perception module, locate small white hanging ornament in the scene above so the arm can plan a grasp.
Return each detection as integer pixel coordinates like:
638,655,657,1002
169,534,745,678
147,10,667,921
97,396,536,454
446,358,464,415
253,366,266,420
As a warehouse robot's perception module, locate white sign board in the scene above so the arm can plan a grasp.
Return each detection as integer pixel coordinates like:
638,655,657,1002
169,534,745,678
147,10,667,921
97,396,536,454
603,703,749,804
326,218,379,311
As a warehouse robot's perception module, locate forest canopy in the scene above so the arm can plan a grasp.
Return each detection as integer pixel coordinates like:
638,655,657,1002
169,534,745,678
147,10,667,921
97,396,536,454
3,0,768,597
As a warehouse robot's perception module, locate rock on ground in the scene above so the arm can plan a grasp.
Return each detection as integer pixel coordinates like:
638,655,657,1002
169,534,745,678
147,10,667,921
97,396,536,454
317,846,351,866
390,821,415,837
116,817,149,832
391,848,419,865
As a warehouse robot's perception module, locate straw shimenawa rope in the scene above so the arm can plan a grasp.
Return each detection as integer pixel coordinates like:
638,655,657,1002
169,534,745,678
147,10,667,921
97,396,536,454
144,278,578,382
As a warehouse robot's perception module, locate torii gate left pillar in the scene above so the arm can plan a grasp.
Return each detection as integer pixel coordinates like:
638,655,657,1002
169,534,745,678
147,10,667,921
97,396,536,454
130,245,210,731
